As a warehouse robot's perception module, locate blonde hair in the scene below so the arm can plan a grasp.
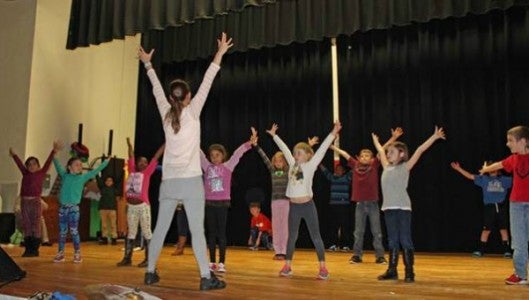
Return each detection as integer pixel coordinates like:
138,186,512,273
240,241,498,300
271,151,288,171
293,142,314,159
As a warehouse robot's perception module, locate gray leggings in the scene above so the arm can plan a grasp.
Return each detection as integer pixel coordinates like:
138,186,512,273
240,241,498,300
286,200,325,261
147,176,210,278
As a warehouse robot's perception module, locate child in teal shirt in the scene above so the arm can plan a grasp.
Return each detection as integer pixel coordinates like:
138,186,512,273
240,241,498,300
53,155,109,263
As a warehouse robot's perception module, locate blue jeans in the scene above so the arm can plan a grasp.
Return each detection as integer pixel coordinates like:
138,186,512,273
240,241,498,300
510,202,529,279
384,209,413,250
353,201,385,257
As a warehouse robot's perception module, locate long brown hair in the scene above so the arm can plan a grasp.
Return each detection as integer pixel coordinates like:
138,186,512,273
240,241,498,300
166,79,190,134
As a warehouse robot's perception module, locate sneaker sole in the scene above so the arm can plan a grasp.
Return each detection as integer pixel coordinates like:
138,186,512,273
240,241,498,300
317,275,329,280
505,281,528,285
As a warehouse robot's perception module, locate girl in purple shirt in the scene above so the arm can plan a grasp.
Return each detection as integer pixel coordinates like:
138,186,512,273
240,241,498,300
201,129,256,273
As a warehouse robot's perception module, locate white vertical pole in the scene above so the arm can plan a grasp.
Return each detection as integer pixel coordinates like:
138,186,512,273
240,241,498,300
331,37,340,168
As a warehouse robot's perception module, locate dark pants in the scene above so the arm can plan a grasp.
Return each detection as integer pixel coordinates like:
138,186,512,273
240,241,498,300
327,204,352,247
176,207,189,237
286,200,325,261
249,227,272,249
206,205,229,263
384,209,414,250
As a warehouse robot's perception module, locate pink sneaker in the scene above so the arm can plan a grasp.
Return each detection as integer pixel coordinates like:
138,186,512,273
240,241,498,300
317,267,329,280
209,262,217,272
53,251,65,263
505,274,528,285
279,264,292,277
73,251,83,263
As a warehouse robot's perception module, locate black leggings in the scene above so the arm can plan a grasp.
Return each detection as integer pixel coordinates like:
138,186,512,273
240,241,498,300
205,205,229,263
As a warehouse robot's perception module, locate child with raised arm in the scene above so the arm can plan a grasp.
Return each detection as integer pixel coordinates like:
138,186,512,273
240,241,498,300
479,125,529,285
252,127,290,260
201,129,256,273
269,121,341,280
117,139,164,268
9,141,61,257
318,163,352,251
373,126,445,283
450,161,512,257
53,144,110,263
331,127,403,264
139,32,232,290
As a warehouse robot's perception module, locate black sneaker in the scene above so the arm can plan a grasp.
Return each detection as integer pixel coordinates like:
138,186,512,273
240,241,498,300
111,238,117,245
349,255,362,264
200,272,226,291
376,257,387,264
144,271,160,285
98,239,108,245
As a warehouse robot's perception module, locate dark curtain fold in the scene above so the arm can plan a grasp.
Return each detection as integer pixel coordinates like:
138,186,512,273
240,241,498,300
66,0,277,49
136,40,334,245
68,0,529,62
337,6,529,252
143,0,529,63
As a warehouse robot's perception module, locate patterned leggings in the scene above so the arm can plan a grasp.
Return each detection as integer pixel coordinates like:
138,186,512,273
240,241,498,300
58,204,80,252
126,202,152,240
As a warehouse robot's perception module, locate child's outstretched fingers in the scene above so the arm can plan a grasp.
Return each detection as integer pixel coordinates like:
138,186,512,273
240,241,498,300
434,126,446,139
266,123,278,136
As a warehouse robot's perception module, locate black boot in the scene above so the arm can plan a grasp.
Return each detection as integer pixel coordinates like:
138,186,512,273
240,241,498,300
378,248,399,280
117,239,133,266
200,271,226,290
22,237,32,257
137,239,149,267
144,270,160,285
403,248,415,283
32,238,41,257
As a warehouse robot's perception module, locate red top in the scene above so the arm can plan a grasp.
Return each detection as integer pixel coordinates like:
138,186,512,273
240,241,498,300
13,150,55,197
502,153,529,202
347,157,380,202
251,213,272,234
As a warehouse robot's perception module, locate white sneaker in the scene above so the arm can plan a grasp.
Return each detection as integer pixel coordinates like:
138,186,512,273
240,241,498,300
217,263,226,273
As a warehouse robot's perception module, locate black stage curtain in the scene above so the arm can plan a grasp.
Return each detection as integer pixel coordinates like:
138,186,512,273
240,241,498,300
66,0,277,49
139,6,529,251
68,0,529,63
337,6,529,252
137,40,334,246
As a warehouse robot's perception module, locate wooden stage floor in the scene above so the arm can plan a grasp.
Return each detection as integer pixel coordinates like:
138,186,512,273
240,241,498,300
0,242,526,299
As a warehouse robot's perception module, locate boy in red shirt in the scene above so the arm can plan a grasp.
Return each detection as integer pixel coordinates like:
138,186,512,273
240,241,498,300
248,202,273,250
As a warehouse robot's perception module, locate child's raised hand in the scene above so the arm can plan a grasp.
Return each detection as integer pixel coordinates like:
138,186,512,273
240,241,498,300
371,133,381,145
433,126,446,140
266,124,279,137
138,46,154,64
8,147,15,157
217,32,234,56
307,136,319,147
53,140,64,152
126,137,132,147
391,127,404,139
250,127,259,146
332,121,342,135
450,162,461,170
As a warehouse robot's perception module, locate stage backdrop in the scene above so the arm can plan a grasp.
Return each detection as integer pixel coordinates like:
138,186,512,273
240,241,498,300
135,6,529,253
